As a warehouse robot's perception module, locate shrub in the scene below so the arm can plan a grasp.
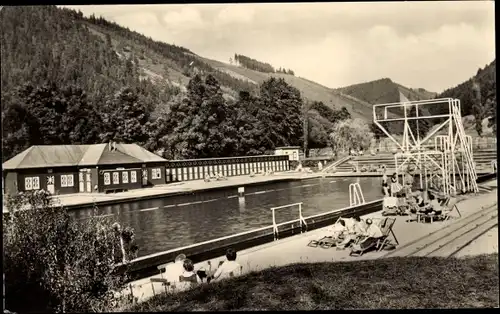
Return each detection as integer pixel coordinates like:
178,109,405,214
3,190,133,312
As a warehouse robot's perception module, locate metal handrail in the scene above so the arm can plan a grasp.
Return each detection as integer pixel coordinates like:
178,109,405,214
271,202,307,240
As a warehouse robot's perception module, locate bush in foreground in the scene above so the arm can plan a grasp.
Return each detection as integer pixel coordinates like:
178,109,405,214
3,191,134,312
130,254,498,311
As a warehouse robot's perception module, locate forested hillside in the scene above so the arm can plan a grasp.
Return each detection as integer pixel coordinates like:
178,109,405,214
337,78,437,105
431,60,496,134
232,53,295,75
1,6,352,161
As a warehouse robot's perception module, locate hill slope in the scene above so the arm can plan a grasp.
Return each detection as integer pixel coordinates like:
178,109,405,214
434,60,496,119
1,6,360,161
336,78,437,105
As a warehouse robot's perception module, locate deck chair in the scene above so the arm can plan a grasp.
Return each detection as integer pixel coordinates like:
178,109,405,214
382,197,398,216
350,217,398,256
440,197,461,221
150,277,170,296
307,217,344,248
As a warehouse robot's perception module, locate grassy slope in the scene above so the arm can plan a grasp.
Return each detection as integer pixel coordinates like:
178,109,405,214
200,57,386,120
85,21,394,122
129,254,498,311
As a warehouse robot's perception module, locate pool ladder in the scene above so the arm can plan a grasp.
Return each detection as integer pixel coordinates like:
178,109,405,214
349,183,365,207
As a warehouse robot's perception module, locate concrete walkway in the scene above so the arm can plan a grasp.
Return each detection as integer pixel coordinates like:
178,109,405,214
124,182,498,303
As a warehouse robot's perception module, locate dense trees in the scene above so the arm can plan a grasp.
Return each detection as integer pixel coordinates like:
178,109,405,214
432,60,496,133
234,54,275,73
1,5,352,163
234,53,295,75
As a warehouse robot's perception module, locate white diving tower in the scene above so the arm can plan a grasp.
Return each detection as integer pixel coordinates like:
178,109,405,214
372,96,478,196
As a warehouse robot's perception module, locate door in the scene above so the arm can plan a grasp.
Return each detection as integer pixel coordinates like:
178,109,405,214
85,173,91,192
142,169,148,186
79,172,85,193
46,176,55,194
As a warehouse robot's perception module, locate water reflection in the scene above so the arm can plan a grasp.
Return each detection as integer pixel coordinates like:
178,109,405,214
72,177,383,256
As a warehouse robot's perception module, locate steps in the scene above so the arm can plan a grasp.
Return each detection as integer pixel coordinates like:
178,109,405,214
382,204,498,258
331,148,497,174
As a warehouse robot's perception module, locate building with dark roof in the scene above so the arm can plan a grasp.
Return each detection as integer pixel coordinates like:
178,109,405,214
2,143,167,195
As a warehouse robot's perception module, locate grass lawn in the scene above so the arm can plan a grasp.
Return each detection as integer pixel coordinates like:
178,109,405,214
127,254,498,311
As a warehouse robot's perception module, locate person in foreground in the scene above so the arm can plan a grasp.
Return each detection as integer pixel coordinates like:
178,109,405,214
176,259,202,291
164,254,187,290
209,248,243,282
351,218,383,252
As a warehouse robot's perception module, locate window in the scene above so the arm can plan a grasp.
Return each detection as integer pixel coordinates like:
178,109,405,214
130,171,137,183
25,177,33,190
104,173,111,185
157,168,162,179
24,176,40,190
60,174,74,187
112,172,119,185
151,168,162,179
61,175,67,187
122,171,129,184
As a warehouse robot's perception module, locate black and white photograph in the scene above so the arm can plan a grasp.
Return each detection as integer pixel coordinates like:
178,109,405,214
1,1,497,312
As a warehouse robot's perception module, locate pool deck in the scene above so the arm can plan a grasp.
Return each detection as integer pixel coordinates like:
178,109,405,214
3,172,323,212
125,180,498,303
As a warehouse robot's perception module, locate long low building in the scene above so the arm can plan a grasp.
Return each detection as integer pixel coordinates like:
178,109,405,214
2,143,168,195
2,144,291,195
166,155,290,182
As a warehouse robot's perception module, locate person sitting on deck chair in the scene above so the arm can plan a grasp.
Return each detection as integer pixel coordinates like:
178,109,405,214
176,259,202,291
337,216,365,249
427,193,443,216
209,248,242,282
415,189,432,213
351,218,384,252
163,254,187,291
316,218,347,242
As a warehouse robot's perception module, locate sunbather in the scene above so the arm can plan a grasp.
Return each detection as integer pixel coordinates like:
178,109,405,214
351,218,383,252
415,189,433,213
163,254,186,290
337,217,364,249
319,219,347,240
427,193,443,216
209,248,242,282
176,259,202,291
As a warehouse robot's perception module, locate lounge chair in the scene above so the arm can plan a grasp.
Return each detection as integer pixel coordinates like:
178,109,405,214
349,217,398,257
308,217,344,248
439,197,461,221
381,197,398,216
150,277,170,296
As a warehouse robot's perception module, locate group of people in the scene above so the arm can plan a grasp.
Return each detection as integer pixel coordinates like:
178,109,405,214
381,168,445,218
204,172,228,182
161,248,243,292
322,216,384,252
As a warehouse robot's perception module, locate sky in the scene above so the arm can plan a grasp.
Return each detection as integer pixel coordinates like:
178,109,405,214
63,1,495,93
